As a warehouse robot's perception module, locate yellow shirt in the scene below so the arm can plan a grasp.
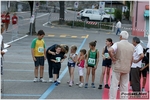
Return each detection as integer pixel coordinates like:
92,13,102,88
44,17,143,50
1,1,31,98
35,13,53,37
31,38,45,57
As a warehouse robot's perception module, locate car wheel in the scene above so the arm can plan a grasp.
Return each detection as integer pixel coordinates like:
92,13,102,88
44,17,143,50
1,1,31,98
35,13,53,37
103,18,108,22
84,18,89,21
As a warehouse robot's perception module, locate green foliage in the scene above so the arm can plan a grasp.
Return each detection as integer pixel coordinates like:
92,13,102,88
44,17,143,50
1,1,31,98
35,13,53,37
114,9,122,21
125,11,130,20
39,1,46,4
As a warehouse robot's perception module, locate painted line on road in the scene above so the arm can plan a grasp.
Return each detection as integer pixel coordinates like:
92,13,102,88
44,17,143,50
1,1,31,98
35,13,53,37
24,13,49,20
39,35,88,99
4,80,34,82
2,94,41,97
6,35,28,44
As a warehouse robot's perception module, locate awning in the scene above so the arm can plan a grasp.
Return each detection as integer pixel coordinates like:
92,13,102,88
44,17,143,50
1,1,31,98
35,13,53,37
144,10,149,17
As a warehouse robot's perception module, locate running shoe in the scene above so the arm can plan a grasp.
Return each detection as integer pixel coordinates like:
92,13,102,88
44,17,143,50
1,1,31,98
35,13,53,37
84,83,88,88
33,78,38,82
91,83,96,88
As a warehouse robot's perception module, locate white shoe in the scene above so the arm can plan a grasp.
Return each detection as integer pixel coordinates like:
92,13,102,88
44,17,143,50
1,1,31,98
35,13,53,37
76,82,80,85
129,86,132,90
39,78,47,83
57,79,61,83
49,78,53,83
33,78,38,82
79,83,83,88
69,81,73,87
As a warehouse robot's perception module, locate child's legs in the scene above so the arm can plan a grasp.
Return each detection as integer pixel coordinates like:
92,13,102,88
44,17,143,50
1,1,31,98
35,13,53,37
70,67,75,82
100,66,106,84
39,57,45,78
142,69,147,88
53,67,59,81
34,67,39,78
92,68,96,83
79,67,84,83
81,76,84,83
106,67,111,84
85,67,91,83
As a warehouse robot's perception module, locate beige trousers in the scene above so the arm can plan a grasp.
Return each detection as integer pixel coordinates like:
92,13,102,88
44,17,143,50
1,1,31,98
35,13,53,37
109,71,129,99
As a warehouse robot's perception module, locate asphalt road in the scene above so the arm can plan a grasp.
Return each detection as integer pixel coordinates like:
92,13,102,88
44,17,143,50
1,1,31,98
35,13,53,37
1,11,148,99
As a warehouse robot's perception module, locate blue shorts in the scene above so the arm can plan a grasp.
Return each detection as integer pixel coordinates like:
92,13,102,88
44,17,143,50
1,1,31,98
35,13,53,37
68,62,75,67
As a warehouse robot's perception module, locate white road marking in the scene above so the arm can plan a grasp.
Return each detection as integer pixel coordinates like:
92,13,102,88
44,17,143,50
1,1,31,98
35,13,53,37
24,13,49,20
6,35,28,44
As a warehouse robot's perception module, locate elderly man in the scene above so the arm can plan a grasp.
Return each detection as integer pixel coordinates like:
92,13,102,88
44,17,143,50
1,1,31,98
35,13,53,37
108,31,134,99
131,37,144,92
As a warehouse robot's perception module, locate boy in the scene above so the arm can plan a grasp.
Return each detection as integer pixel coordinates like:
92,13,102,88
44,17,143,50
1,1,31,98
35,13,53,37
31,30,46,82
51,45,65,86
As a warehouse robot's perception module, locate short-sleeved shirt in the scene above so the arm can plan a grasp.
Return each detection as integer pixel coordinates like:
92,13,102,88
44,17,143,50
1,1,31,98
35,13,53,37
5,15,10,23
31,38,45,57
46,44,65,58
12,15,18,24
1,14,5,23
131,44,143,68
51,53,64,68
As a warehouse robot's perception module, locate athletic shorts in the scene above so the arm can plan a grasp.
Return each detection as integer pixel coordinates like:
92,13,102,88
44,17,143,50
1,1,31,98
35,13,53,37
102,59,112,67
34,56,44,67
78,67,84,76
88,65,95,68
53,67,61,74
140,68,147,78
68,62,75,67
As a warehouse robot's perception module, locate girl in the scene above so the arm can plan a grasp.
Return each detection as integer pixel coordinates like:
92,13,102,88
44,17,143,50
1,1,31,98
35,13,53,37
85,41,99,88
98,38,113,89
5,12,10,32
76,49,86,87
67,45,78,87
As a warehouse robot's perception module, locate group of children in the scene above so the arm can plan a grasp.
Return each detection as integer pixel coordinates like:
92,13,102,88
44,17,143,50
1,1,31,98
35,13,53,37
31,30,149,91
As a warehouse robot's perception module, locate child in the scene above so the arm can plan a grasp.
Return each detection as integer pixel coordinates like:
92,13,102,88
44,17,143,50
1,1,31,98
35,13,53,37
140,48,149,92
67,45,78,87
98,38,113,89
31,30,46,82
77,49,86,87
85,41,99,88
51,45,65,86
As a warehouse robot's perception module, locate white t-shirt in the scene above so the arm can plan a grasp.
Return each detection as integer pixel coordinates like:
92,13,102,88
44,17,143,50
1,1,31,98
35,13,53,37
68,53,77,63
131,44,143,68
0,34,3,58
116,21,121,28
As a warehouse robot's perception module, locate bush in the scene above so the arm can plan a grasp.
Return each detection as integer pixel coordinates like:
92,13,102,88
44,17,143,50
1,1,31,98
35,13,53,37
114,9,122,21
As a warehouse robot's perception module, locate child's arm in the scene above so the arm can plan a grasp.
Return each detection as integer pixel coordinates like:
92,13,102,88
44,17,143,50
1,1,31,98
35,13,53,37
31,48,36,61
86,50,90,68
51,59,57,63
60,59,65,63
95,50,100,69
140,63,149,71
102,47,105,60
44,48,46,60
71,54,78,63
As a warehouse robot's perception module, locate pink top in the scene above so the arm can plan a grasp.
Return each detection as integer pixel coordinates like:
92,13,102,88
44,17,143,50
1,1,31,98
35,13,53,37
79,60,85,68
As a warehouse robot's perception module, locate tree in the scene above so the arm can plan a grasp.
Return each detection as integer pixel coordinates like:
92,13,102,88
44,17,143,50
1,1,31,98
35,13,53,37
28,1,36,35
59,1,65,24
114,9,122,21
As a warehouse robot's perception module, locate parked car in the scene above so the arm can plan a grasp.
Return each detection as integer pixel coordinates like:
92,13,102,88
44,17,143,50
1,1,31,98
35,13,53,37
80,9,112,22
77,10,84,19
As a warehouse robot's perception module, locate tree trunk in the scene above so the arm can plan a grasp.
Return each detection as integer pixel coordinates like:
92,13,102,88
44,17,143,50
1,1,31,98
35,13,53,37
59,1,65,24
28,1,36,35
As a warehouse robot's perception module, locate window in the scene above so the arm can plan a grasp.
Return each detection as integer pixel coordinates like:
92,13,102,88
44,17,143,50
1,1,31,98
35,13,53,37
85,10,92,14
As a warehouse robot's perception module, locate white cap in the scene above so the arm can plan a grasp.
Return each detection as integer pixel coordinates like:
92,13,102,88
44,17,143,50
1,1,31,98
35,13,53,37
120,31,129,39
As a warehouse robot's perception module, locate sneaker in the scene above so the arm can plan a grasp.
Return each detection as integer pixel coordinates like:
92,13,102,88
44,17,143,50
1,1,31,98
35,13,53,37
76,82,80,85
91,83,96,88
54,81,59,86
33,78,38,82
142,88,146,92
105,84,110,89
98,85,102,89
84,83,88,88
57,79,61,84
129,86,132,90
39,78,47,83
69,81,73,87
79,83,83,88
49,78,53,83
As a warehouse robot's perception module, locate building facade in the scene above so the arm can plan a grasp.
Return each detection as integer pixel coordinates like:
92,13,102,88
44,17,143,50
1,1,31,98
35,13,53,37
132,1,149,37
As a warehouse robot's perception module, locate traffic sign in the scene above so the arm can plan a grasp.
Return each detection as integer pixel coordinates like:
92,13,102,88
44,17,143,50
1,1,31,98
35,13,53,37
74,2,79,9
99,2,105,14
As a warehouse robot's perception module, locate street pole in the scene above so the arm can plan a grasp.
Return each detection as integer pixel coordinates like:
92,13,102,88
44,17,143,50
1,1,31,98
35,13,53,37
109,1,112,30
72,9,76,28
30,1,35,36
